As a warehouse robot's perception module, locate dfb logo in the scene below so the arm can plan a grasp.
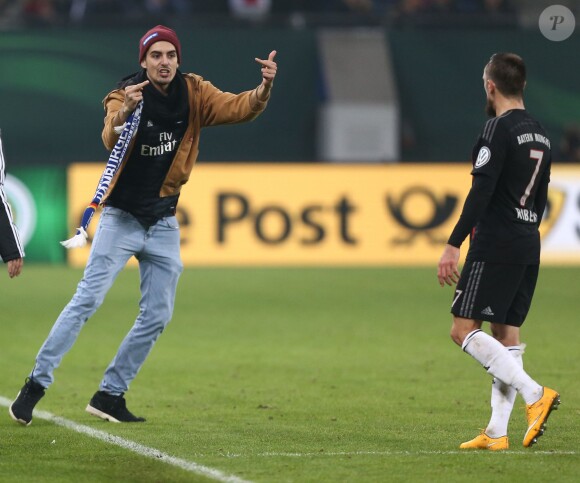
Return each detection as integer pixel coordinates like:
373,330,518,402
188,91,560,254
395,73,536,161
387,187,458,245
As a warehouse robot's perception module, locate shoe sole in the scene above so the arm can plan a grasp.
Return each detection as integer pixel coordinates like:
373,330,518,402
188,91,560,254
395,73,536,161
459,446,509,451
523,393,561,447
459,444,508,451
8,405,32,426
85,404,121,423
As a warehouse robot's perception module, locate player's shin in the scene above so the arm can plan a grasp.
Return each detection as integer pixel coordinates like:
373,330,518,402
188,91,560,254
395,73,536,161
485,345,524,438
462,330,542,404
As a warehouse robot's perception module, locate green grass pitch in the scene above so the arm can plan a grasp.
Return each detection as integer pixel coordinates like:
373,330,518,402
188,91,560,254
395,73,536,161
1,265,579,482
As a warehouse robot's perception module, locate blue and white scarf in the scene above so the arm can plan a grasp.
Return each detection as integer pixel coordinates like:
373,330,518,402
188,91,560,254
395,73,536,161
61,102,143,249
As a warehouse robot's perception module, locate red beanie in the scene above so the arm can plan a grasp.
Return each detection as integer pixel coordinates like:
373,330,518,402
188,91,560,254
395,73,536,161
139,25,181,63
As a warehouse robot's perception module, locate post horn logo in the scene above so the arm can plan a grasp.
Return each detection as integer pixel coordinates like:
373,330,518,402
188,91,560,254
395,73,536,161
387,187,458,245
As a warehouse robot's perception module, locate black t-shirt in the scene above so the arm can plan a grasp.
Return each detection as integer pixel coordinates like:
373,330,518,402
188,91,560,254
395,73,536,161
106,107,187,228
448,109,552,264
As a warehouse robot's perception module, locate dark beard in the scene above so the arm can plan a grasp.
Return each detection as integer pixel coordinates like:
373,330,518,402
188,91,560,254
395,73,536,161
485,98,496,117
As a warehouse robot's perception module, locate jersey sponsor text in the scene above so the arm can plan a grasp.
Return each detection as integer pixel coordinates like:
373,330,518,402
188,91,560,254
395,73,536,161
140,132,178,157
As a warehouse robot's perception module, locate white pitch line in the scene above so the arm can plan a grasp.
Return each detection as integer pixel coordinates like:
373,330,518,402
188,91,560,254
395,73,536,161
0,396,251,483
151,449,577,459
249,449,578,457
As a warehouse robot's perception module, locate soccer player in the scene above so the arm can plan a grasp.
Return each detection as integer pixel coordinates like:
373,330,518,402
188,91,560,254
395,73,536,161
9,25,277,424
0,130,24,278
437,53,559,450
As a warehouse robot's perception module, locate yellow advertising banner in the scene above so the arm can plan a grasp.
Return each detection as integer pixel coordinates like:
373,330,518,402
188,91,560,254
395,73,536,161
66,164,580,267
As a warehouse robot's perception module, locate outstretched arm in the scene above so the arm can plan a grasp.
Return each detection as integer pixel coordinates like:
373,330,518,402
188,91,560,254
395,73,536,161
200,50,278,127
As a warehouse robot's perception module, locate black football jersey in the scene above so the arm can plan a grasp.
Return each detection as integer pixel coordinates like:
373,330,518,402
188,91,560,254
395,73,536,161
107,109,186,228
448,109,551,264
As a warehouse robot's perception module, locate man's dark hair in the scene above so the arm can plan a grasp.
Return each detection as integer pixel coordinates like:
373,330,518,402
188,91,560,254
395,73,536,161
486,53,526,98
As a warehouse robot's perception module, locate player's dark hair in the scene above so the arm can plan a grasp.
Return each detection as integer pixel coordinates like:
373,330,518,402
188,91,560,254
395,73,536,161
486,53,526,98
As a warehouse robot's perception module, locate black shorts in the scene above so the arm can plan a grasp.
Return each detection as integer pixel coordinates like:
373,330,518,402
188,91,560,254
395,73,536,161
450,261,539,327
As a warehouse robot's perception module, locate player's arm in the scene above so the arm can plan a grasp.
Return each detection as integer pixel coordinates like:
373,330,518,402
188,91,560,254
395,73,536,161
437,176,496,287
447,173,497,248
448,124,508,248
438,244,460,287
534,163,551,226
0,189,25,264
438,126,507,287
7,257,23,278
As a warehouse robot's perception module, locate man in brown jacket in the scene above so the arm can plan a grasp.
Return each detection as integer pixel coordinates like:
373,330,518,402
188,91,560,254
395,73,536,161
10,25,277,425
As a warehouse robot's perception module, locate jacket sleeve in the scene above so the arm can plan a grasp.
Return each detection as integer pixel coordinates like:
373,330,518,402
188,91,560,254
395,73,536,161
0,132,24,262
199,79,269,127
102,90,126,151
0,181,25,262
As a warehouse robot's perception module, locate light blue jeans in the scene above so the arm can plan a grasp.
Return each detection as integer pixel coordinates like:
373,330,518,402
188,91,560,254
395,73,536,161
31,206,183,395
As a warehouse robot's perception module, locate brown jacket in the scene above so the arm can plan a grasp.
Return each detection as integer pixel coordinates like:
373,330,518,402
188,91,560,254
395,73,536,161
101,73,269,198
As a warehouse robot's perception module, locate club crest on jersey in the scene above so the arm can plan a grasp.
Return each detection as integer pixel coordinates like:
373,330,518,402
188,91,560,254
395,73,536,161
475,146,491,168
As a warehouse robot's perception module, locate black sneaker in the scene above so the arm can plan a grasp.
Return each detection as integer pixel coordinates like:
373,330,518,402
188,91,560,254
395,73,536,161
9,377,46,426
85,391,146,423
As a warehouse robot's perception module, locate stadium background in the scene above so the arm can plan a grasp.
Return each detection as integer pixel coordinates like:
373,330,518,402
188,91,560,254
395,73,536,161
1,1,580,268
